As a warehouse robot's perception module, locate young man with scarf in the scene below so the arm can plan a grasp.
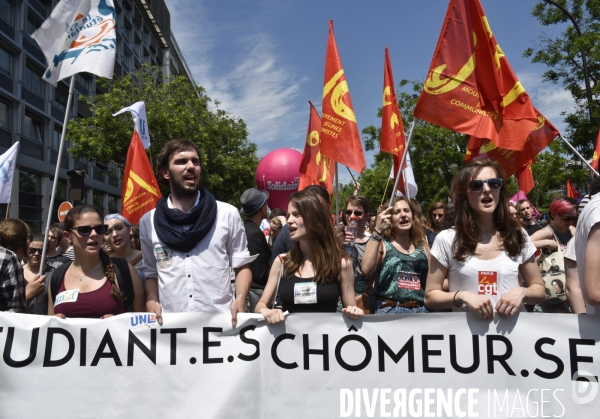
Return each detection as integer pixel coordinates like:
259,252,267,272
140,139,256,327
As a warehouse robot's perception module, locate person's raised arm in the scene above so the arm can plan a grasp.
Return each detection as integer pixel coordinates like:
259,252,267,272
530,227,557,252
255,257,285,324
361,207,392,277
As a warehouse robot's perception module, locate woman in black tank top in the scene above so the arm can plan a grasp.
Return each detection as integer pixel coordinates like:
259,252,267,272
255,190,364,323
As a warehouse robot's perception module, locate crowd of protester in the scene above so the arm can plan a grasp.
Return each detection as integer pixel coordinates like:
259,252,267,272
1,138,599,322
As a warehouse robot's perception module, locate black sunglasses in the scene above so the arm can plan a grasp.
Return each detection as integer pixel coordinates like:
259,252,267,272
28,247,43,255
344,210,364,217
468,178,503,192
70,224,108,236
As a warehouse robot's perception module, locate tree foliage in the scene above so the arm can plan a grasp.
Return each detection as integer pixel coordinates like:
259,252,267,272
524,0,600,156
67,65,259,204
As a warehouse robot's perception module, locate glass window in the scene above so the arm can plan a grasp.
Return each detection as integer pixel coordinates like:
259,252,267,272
25,66,44,97
23,114,44,143
52,125,65,150
93,190,102,207
26,14,41,36
53,91,67,111
0,0,15,26
0,46,12,77
75,73,91,91
0,101,11,130
19,170,42,233
108,195,118,213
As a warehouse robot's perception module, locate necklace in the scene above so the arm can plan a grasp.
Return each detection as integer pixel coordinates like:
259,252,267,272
71,261,103,281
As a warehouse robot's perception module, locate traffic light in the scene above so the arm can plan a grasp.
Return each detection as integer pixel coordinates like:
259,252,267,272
66,170,86,202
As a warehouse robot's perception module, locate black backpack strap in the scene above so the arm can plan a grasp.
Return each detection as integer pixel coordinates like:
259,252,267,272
110,257,135,312
49,261,72,304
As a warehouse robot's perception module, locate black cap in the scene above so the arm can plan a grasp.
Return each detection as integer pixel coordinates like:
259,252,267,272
240,188,269,216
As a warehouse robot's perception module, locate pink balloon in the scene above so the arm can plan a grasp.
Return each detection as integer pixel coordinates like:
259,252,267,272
255,148,302,212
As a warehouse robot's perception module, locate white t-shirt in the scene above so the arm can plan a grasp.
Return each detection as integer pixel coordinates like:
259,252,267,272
430,228,537,312
564,237,575,261
575,193,600,315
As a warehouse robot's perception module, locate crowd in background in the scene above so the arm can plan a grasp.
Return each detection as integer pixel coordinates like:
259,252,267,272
1,139,599,325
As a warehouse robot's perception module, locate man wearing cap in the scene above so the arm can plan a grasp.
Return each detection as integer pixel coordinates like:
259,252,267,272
140,139,256,327
240,188,272,312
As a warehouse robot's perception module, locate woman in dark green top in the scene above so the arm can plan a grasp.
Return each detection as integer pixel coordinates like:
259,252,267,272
362,196,430,313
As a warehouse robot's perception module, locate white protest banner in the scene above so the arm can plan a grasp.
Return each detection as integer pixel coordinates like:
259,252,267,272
0,141,18,203
113,101,151,149
31,0,117,86
1,312,599,418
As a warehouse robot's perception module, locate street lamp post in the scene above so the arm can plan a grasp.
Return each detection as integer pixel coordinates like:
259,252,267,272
542,0,595,125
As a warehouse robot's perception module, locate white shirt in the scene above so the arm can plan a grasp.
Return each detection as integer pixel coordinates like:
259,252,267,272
139,199,256,313
575,193,600,315
430,228,536,312
564,237,576,261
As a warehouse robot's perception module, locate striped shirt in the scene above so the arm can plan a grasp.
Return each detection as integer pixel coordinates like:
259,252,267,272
0,246,27,313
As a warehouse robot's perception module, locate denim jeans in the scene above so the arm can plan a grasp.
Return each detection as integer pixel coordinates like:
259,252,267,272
375,300,429,314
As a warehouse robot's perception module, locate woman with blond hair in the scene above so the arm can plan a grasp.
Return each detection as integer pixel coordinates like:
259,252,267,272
362,196,430,313
255,190,363,323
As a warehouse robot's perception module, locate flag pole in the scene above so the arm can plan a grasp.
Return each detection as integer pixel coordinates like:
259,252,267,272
335,162,339,224
40,76,76,267
4,203,8,220
380,177,391,207
558,134,599,176
346,166,357,184
388,119,416,206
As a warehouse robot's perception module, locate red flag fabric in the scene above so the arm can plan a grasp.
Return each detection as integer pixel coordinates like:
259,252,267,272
319,20,366,173
465,108,558,177
381,48,407,184
566,179,582,200
592,128,600,171
414,0,538,151
516,164,535,194
298,101,334,194
121,131,160,224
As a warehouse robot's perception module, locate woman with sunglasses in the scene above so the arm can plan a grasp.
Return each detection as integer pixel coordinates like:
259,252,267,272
48,205,145,318
362,196,430,314
530,197,578,313
23,234,52,313
426,202,447,234
424,159,546,319
255,190,363,323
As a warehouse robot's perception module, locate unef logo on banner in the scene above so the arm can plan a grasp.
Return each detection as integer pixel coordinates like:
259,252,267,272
478,271,498,296
45,0,116,81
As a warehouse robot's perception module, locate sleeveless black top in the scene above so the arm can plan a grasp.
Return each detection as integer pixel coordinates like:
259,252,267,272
550,226,573,248
279,275,340,313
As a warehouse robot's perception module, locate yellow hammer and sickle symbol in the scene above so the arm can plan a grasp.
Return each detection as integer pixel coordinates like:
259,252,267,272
123,170,159,204
532,114,545,131
424,51,476,94
390,113,399,129
318,155,330,183
383,85,392,106
307,130,319,147
323,69,357,122
481,17,505,70
594,151,598,161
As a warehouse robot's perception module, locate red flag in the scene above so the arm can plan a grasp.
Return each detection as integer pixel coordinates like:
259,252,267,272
121,131,160,224
319,20,366,173
381,48,407,185
566,179,582,200
516,164,535,194
414,0,538,151
298,101,334,194
592,128,600,171
465,108,558,177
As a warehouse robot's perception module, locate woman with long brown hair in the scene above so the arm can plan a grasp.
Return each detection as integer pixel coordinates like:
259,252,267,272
362,196,430,313
426,201,447,234
47,205,145,318
255,190,363,323
425,159,546,319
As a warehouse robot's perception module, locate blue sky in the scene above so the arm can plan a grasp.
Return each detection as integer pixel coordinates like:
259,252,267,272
168,0,574,184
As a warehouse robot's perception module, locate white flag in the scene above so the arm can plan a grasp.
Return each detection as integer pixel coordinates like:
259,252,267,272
113,101,151,148
0,142,19,204
31,0,116,86
390,152,418,199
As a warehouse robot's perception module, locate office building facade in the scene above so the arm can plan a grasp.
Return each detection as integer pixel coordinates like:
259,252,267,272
0,0,194,231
